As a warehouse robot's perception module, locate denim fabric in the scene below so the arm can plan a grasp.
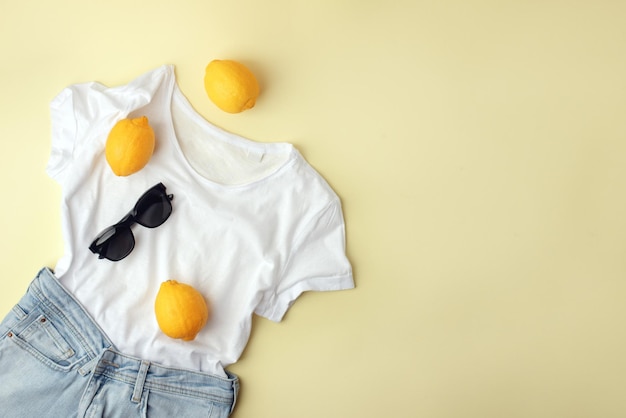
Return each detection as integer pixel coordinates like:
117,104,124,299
0,268,238,418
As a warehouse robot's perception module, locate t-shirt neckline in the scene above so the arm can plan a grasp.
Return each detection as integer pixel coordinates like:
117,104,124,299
160,65,297,189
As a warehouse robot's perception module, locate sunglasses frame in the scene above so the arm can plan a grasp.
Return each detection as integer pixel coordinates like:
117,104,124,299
89,183,174,261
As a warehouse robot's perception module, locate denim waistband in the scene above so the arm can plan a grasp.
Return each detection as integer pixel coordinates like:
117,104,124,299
92,349,238,405
11,268,238,408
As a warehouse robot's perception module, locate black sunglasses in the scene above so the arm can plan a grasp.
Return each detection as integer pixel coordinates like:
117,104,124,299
89,183,174,261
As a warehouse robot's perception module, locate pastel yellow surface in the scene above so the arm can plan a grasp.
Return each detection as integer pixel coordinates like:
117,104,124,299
1,1,626,417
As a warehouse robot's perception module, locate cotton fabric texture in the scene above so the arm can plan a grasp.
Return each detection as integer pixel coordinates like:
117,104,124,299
0,268,239,418
46,65,354,376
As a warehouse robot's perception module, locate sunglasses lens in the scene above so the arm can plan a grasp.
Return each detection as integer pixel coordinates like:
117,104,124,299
89,226,135,261
134,189,173,228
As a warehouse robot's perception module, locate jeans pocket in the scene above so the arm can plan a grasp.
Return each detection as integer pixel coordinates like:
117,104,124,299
8,314,79,371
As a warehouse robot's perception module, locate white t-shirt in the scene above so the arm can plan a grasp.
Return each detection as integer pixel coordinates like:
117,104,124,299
47,65,354,376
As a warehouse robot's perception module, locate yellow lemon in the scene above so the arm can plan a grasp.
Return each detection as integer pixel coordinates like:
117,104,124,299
105,116,155,176
154,280,210,341
204,59,260,113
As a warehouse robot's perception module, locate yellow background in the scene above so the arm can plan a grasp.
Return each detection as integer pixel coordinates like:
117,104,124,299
1,1,626,417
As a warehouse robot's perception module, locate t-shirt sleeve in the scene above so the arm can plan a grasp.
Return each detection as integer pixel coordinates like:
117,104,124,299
47,82,118,182
256,198,354,322
46,67,169,183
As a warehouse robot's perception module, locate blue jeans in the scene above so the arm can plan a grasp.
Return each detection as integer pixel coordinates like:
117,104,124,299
0,268,239,417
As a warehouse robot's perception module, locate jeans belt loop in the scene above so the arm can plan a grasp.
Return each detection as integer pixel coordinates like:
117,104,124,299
77,355,101,377
131,360,151,403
